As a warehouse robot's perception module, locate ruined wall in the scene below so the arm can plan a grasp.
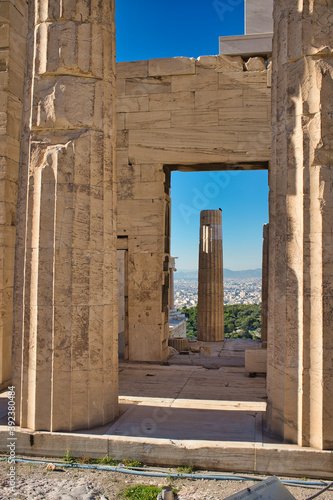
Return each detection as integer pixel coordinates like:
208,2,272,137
0,0,28,390
116,55,271,362
12,0,118,431
267,0,333,450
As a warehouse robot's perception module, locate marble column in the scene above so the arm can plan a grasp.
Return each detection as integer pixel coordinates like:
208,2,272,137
267,0,333,450
168,256,186,338
13,0,118,431
169,257,177,312
197,210,224,342
261,224,269,344
0,0,28,391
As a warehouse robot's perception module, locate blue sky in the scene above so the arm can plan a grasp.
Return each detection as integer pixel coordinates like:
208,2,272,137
116,0,245,61
116,0,269,271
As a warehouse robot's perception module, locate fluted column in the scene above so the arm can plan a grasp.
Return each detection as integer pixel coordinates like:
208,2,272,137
267,0,333,449
197,210,224,342
261,224,269,344
13,0,118,431
169,257,177,312
0,0,28,391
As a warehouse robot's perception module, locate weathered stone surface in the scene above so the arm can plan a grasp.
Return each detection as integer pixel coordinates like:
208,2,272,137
169,317,187,339
12,0,118,432
168,338,189,352
116,57,270,361
195,89,243,110
219,33,273,57
127,128,268,165
267,0,333,451
218,71,268,89
216,55,244,73
261,224,269,343
245,349,267,375
117,60,148,79
0,0,27,391
245,57,266,72
197,210,224,342
267,59,272,87
149,91,194,111
245,0,273,35
126,110,171,129
196,55,217,69
171,110,219,128
172,73,218,93
117,95,149,113
0,0,332,467
149,57,196,77
125,77,171,96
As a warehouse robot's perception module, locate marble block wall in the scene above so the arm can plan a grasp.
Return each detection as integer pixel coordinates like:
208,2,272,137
116,55,271,362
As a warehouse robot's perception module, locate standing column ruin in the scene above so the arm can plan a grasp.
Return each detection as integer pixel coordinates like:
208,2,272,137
197,210,224,342
169,257,177,312
261,223,269,344
13,0,118,431
267,0,333,449
0,0,28,391
169,257,186,339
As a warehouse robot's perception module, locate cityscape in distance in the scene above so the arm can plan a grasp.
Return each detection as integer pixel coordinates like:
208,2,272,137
174,269,262,309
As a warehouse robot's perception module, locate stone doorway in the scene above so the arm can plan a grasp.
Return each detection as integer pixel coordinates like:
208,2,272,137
116,163,270,448
115,55,274,445
116,55,271,363
169,168,268,345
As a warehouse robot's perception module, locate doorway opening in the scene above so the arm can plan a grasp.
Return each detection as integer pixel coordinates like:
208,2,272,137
114,162,272,448
169,168,268,344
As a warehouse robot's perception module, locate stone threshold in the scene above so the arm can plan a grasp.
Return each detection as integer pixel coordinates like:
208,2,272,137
0,427,332,480
1,353,331,479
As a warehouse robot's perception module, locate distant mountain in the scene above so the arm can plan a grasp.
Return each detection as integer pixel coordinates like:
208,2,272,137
175,270,198,279
175,268,262,279
224,268,262,279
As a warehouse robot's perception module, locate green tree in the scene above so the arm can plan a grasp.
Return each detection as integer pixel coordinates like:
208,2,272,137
181,303,262,339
